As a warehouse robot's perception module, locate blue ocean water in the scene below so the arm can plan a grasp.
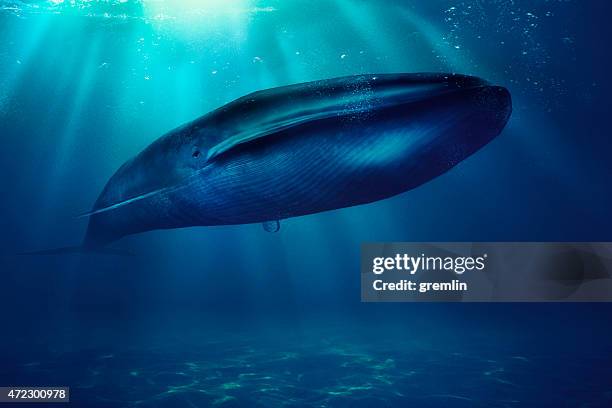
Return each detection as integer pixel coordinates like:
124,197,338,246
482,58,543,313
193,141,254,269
1,1,611,406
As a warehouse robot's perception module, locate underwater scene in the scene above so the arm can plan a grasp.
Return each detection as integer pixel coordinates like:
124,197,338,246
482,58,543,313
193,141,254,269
1,0,612,406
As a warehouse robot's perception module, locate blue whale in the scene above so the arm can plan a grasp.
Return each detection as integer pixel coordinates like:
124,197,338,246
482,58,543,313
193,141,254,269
46,73,513,251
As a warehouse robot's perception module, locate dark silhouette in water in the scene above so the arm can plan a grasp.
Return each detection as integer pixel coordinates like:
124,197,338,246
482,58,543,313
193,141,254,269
30,73,512,253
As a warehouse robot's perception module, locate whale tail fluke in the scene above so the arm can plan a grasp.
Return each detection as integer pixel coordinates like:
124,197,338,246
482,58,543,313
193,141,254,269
18,246,134,256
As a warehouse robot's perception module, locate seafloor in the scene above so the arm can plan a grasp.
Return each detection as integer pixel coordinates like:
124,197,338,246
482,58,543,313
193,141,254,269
2,325,611,407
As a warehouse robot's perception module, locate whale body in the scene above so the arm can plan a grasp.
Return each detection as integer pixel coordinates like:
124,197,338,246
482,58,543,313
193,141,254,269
79,73,511,248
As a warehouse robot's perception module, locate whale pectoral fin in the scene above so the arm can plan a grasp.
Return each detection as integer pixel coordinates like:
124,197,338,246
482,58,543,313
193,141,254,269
19,246,134,256
262,220,280,233
206,116,319,162
76,187,169,218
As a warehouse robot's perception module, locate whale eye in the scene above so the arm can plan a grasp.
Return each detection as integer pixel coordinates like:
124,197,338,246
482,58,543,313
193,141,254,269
192,150,201,158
